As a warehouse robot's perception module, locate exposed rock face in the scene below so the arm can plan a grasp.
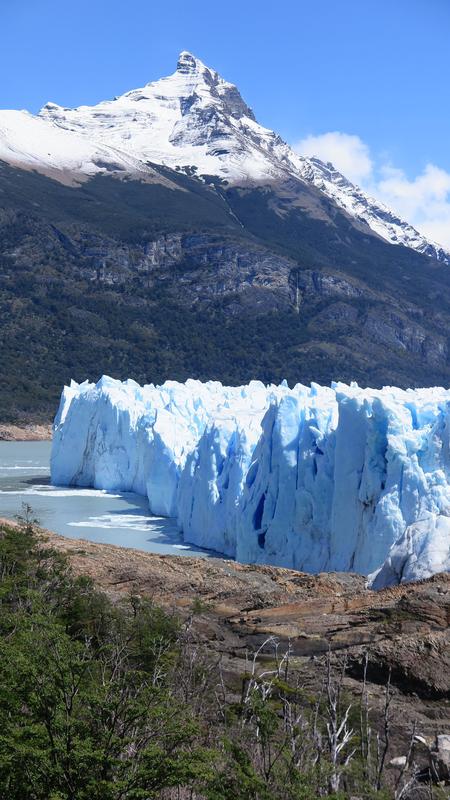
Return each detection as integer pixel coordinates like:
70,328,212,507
294,269,365,300
39,526,449,659
0,423,52,441
4,220,296,311
364,310,447,366
136,233,296,310
431,735,450,782
39,526,450,758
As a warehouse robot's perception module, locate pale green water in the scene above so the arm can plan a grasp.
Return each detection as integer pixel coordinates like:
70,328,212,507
0,441,216,557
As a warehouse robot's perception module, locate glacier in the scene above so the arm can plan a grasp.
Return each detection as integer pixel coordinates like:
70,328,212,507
51,376,450,587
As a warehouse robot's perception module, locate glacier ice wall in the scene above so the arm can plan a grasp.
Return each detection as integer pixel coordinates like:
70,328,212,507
51,376,450,587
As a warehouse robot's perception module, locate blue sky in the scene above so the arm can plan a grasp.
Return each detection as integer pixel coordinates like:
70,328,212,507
3,0,450,244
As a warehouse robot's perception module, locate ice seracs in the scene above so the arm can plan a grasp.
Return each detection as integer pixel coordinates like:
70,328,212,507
0,52,447,262
51,376,450,587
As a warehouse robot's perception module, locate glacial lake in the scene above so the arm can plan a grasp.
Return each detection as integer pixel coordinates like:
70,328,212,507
0,440,216,558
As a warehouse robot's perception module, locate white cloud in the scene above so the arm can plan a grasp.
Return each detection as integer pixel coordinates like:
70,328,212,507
293,133,450,250
376,164,450,248
294,131,373,184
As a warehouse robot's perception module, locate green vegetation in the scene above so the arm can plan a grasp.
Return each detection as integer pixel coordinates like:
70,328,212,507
0,516,436,799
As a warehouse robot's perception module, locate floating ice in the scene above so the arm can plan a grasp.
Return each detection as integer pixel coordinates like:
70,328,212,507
51,376,450,587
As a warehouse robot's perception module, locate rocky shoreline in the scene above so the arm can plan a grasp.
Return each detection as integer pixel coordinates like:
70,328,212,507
41,527,450,696
45,529,450,781
1,516,449,783
0,423,52,441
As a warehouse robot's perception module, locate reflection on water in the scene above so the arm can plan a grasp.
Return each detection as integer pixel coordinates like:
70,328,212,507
0,440,217,558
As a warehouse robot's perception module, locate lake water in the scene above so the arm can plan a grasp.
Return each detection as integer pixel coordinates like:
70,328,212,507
0,440,217,558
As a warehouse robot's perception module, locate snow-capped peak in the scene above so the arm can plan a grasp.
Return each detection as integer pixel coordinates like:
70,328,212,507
0,52,448,263
172,51,256,121
176,50,203,73
35,51,274,186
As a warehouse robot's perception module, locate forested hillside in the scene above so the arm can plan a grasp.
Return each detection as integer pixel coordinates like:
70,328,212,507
2,161,450,421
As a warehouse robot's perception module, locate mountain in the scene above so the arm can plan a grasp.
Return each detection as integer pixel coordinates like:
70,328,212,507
1,53,450,421
2,51,448,263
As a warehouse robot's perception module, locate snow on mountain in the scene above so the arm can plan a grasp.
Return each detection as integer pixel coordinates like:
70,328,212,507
0,109,171,185
51,376,450,587
39,51,286,184
291,156,450,263
0,51,446,262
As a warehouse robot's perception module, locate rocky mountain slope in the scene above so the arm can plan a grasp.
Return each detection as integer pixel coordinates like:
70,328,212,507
1,54,450,420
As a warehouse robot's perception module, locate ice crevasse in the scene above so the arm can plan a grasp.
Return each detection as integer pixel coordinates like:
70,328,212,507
51,376,450,588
